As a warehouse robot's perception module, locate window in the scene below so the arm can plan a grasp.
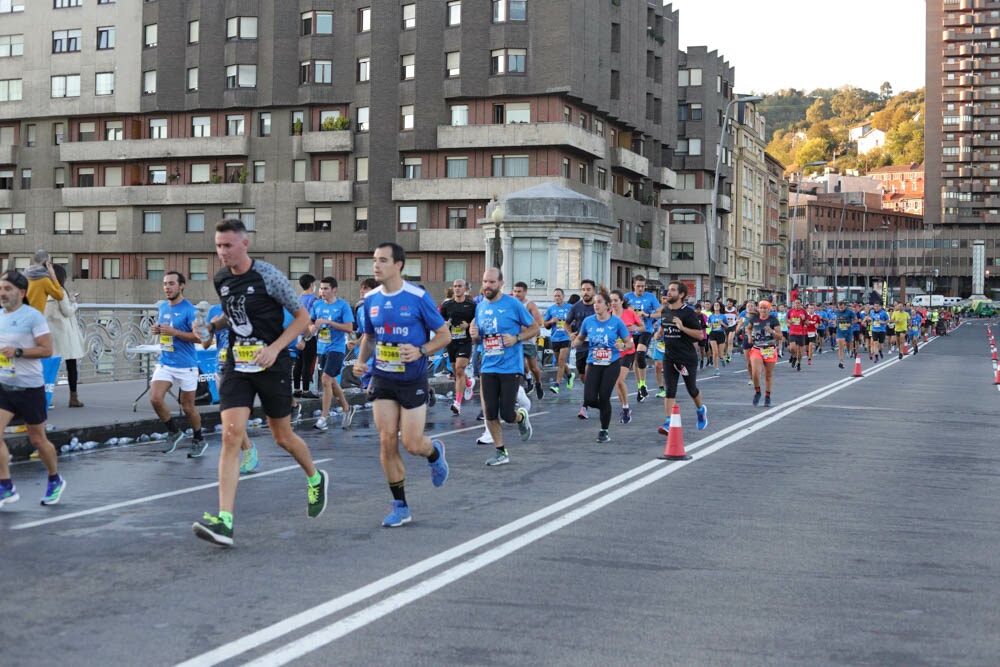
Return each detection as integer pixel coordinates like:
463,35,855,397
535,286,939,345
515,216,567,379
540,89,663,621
0,79,21,102
400,105,415,130
54,168,65,188
399,205,418,231
225,64,257,89
296,207,332,232
688,138,702,156
78,122,95,142
0,1,24,13
293,159,306,182
104,166,121,186
355,207,368,232
52,29,81,53
253,161,265,183
356,258,374,279
0,169,10,189
358,7,371,32
356,157,369,181
446,51,460,78
505,102,530,123
611,23,621,53
610,70,620,99
493,0,527,22
146,258,165,280
51,74,81,98
562,158,571,178
401,54,415,80
446,157,468,178
95,72,115,96
222,209,256,232
444,259,467,282
448,207,468,229
491,154,529,177
0,35,24,58
54,0,82,7
671,242,695,261
597,167,607,190
0,213,26,235
448,1,461,25
143,70,156,94
26,124,35,146
401,258,422,281
225,162,244,183
512,237,547,287
143,23,157,48
188,20,199,44
20,168,30,189
491,48,526,74
403,157,421,179
401,4,416,29
55,211,83,234
186,210,205,232
302,10,333,35
102,258,120,279
76,167,94,187
149,118,167,139
678,68,702,87
300,60,332,84
259,112,271,137
187,67,198,92
689,103,703,120
192,116,211,137
189,258,208,281
319,159,340,181
291,110,305,134
357,107,370,132
358,57,370,82
227,17,258,40
450,105,468,126
148,166,166,185
190,164,210,183
227,114,245,136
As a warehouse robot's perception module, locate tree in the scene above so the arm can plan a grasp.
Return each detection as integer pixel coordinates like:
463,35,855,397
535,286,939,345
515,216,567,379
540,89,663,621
885,120,924,165
766,130,796,167
796,137,829,169
805,97,832,124
830,85,879,124
880,81,893,101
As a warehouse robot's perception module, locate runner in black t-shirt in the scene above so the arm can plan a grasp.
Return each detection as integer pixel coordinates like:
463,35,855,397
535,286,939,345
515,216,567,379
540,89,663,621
745,300,783,408
439,278,478,415
654,281,708,435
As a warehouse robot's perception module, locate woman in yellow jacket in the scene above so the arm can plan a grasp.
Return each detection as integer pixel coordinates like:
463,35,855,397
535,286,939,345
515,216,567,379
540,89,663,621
25,250,64,313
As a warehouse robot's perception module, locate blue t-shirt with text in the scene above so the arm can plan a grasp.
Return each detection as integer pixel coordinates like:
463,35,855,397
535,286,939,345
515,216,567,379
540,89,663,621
361,282,445,382
310,297,354,355
579,314,631,365
157,299,198,369
544,303,572,343
625,291,660,333
475,294,535,375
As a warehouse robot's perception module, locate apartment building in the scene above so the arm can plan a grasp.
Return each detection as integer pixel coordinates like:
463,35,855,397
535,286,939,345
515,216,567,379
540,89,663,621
0,1,680,303
764,152,789,300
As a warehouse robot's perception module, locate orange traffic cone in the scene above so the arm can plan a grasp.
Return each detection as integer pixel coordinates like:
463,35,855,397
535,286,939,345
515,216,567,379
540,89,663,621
994,366,1000,385
901,338,909,355
992,347,998,362
658,404,691,461
852,354,864,377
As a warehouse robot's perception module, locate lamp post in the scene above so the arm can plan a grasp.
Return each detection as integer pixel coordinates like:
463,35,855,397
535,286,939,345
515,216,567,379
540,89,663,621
710,93,763,301
789,160,827,303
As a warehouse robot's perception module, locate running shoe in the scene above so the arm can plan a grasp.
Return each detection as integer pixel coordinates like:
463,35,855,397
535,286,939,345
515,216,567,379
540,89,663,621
764,396,772,408
596,429,610,443
486,448,510,466
342,404,359,428
428,440,449,487
838,362,844,369
300,390,319,399
192,513,233,547
752,391,761,407
476,410,485,421
524,377,534,393
620,406,632,424
657,420,670,436
899,351,904,360
40,476,66,505
578,406,589,419
293,389,303,398
637,389,646,403
239,443,260,474
450,401,461,415
515,386,532,412
808,359,812,365
720,357,727,367
713,368,721,377
517,408,533,441
476,428,493,445
747,379,753,386
696,405,708,430
535,381,544,400
162,430,184,454
187,438,208,459
0,485,20,508
291,403,303,425
567,372,576,389
428,390,437,407
549,384,560,394
307,469,329,518
655,387,666,398
314,416,329,431
382,500,412,527
464,376,475,401
639,384,649,400
873,356,878,364
796,362,802,371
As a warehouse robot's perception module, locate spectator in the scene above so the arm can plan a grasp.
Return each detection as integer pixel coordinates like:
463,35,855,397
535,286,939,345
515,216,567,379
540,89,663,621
25,250,64,313
44,265,87,408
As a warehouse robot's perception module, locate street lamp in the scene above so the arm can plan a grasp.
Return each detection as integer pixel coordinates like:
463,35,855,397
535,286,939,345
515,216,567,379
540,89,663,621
710,93,763,300
789,160,827,303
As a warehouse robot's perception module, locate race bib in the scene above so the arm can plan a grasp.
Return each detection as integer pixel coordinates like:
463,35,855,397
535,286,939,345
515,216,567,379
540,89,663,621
159,334,174,352
375,342,404,373
234,344,265,373
712,321,723,331
216,346,227,370
807,332,816,339
556,319,566,329
760,345,777,362
656,341,665,354
483,334,504,356
0,353,14,380
838,322,849,330
592,347,612,366
450,325,467,340
319,328,331,344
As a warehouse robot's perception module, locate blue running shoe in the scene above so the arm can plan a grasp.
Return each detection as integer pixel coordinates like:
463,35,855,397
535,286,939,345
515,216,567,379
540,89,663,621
620,406,632,424
696,405,708,430
752,392,761,407
0,485,19,508
239,443,260,474
428,440,448,487
40,476,66,506
382,500,412,527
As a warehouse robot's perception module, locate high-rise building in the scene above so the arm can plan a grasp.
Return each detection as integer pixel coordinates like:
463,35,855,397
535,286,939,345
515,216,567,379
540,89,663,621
0,1,681,302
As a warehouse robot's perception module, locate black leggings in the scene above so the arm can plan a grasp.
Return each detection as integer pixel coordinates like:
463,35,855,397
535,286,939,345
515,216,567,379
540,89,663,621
664,359,699,400
583,360,620,429
480,372,521,423
66,358,78,392
293,337,318,391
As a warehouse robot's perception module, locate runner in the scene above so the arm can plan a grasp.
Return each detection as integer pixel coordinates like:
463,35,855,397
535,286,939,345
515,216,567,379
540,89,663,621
652,291,671,396
693,301,710,369
352,242,451,527
469,268,537,465
572,291,633,443
785,298,808,371
776,303,788,358
150,271,205,457
737,300,758,384
890,302,911,359
804,302,821,366
624,275,660,402
867,302,889,362
654,281,708,434
833,301,857,369
192,219,328,547
723,298,739,363
565,279,596,419
745,300,783,407
706,301,728,376
909,308,922,354
609,290,642,425
0,270,67,508
310,276,357,431
512,281,545,400
814,301,827,354
292,274,319,399
544,288,574,393
439,278,477,415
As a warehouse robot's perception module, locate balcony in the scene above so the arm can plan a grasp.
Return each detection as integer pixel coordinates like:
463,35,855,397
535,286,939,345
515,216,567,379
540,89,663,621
717,194,732,212
610,147,649,177
59,136,250,163
61,183,245,207
418,228,484,252
436,123,607,159
661,188,712,207
0,145,17,165
393,176,571,201
301,130,353,154
303,180,353,202
656,166,677,188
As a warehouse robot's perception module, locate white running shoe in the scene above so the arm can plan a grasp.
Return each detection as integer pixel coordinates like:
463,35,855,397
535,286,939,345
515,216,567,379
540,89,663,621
516,385,532,412
476,427,494,445
464,376,475,401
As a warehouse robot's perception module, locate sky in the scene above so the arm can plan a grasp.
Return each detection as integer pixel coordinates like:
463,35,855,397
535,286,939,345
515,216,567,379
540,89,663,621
667,0,926,95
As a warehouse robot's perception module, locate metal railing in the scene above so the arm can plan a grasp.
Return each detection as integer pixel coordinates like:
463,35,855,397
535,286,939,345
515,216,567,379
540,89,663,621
76,304,160,383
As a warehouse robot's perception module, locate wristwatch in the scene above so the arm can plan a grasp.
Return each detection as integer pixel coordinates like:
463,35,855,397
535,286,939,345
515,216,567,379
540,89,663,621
419,345,428,357
14,348,23,358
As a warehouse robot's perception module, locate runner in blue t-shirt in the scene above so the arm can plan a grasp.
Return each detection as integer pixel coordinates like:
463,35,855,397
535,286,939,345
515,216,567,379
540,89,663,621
353,243,451,528
867,303,890,362
543,289,574,394
573,291,633,443
624,275,660,401
834,302,857,369
309,276,356,431
150,271,204,456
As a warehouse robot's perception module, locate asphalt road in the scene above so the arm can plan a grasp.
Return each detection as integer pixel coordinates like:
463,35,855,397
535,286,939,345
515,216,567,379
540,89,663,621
3,321,998,667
